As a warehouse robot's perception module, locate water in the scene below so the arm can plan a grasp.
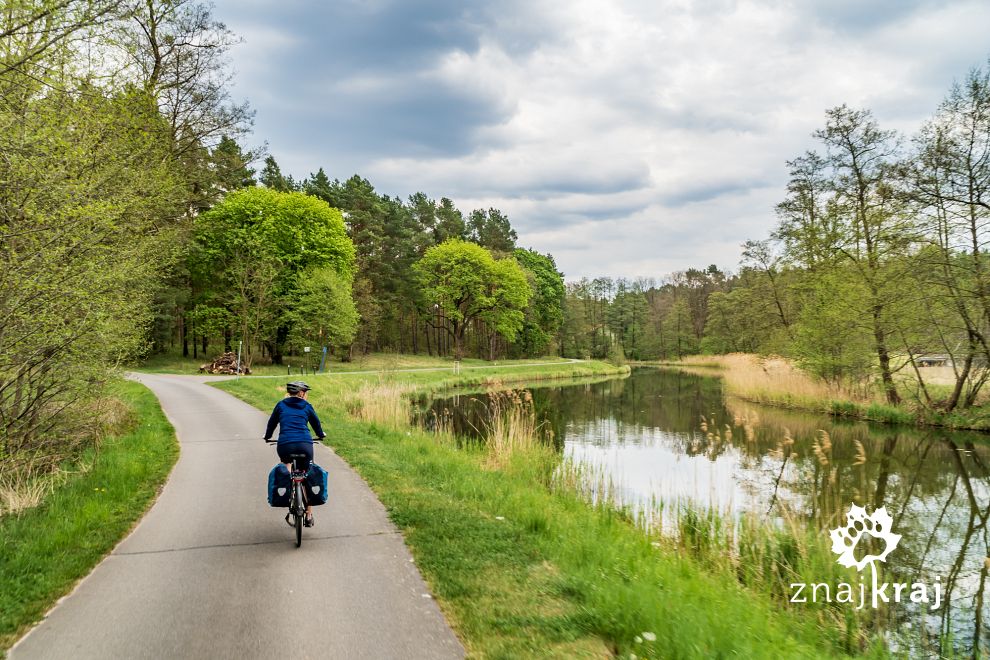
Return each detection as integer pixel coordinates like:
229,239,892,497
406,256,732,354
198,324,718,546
417,367,990,656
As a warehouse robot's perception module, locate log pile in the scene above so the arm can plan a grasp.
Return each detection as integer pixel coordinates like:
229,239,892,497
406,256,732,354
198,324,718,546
199,352,251,375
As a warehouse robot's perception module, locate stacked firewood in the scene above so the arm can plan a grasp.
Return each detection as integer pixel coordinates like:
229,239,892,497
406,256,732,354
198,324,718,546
199,352,251,375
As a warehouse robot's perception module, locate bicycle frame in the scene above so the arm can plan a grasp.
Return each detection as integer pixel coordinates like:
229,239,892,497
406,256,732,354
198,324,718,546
290,461,308,506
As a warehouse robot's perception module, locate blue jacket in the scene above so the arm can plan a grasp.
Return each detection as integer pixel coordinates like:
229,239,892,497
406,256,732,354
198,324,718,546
264,396,325,445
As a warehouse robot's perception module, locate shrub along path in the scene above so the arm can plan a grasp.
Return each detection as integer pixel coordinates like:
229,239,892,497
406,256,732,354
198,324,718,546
10,374,463,659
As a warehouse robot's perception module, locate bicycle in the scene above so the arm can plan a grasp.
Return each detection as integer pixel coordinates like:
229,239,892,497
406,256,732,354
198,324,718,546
268,443,310,547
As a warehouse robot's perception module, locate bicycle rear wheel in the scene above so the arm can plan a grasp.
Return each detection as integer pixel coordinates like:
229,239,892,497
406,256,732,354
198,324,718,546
294,484,303,547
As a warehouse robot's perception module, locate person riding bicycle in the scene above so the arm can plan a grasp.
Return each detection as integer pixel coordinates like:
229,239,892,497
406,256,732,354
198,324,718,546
264,380,326,527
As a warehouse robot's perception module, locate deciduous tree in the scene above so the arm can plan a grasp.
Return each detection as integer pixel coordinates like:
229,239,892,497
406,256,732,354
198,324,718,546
414,240,531,359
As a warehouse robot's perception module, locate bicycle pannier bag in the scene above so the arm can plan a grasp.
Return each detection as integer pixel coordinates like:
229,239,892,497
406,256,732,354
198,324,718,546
268,464,292,507
304,463,329,506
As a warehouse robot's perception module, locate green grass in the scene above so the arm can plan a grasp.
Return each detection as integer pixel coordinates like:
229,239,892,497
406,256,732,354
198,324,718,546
216,362,884,658
133,348,570,376
0,380,178,652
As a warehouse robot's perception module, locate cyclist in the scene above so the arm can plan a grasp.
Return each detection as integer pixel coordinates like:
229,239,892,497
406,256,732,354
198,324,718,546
264,380,326,527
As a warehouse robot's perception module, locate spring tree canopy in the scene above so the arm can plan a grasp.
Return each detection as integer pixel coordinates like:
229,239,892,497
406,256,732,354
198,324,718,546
414,240,532,359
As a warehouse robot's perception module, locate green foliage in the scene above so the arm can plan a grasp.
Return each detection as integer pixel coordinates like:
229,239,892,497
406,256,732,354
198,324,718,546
862,403,915,425
259,155,297,192
285,267,360,351
792,273,874,385
303,167,333,201
211,136,257,192
0,83,184,468
187,305,234,341
830,400,861,417
511,249,565,357
191,187,355,363
467,208,517,253
415,240,532,359
0,0,253,473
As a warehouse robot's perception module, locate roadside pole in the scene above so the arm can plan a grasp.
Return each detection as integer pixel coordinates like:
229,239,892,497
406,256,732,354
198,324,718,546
236,340,242,379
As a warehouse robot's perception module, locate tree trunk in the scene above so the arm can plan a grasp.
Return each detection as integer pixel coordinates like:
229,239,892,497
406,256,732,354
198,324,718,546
946,343,975,412
180,309,188,357
452,322,464,360
872,307,899,405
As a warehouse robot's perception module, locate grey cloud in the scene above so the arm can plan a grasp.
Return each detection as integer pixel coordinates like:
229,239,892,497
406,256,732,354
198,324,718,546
219,0,528,161
801,0,945,34
295,83,505,158
660,178,769,208
513,200,654,233
502,166,651,199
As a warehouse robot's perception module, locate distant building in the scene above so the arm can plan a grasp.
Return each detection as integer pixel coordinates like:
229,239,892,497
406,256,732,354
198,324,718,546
915,354,954,368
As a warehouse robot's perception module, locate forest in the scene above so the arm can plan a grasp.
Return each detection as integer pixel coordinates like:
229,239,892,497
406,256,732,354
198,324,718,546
4,0,990,481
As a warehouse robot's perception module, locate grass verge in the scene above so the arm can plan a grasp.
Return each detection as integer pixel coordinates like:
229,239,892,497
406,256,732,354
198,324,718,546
216,360,883,658
133,348,570,376
0,380,178,653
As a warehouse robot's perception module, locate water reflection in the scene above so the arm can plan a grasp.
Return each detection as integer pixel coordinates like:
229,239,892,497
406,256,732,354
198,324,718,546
418,367,990,655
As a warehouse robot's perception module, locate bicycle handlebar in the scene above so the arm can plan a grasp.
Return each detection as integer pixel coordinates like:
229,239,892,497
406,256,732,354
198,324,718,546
265,438,323,443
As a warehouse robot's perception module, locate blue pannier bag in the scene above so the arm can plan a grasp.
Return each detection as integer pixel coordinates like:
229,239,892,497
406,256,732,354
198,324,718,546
304,463,329,506
268,464,291,507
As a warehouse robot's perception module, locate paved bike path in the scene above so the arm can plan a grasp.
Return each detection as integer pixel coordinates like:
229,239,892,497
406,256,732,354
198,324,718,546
11,374,464,660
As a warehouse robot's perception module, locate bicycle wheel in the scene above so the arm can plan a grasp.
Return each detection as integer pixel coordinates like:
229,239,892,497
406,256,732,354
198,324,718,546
294,484,303,548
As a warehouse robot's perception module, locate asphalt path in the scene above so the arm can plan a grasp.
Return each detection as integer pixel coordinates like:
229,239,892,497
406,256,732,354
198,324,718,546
11,374,464,660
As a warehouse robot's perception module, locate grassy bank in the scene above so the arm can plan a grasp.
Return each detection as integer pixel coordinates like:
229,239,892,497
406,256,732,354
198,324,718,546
656,353,990,431
134,348,570,376
217,360,883,658
0,380,178,652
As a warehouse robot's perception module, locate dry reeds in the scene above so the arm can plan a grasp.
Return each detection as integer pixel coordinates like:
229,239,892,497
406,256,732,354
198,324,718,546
346,378,415,430
481,390,551,466
679,353,868,405
424,407,458,446
0,464,69,517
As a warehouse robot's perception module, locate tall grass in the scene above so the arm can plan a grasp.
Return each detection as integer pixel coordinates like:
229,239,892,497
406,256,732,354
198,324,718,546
2,395,136,516
477,390,554,467
344,379,415,430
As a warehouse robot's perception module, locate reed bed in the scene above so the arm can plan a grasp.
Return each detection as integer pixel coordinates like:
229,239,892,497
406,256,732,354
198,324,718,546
344,379,416,430
477,390,554,467
680,353,869,405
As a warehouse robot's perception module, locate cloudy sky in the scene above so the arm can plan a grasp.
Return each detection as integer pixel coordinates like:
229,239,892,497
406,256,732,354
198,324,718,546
212,0,990,280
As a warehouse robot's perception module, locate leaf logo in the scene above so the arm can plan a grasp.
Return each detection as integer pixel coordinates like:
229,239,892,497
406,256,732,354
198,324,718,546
829,505,901,571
